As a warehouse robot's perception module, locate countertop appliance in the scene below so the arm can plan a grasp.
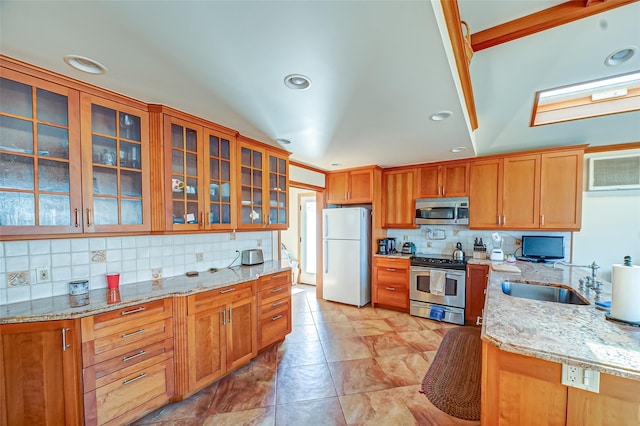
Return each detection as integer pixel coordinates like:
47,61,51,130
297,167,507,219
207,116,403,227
409,254,467,325
453,242,465,261
415,197,469,225
241,249,264,265
377,238,396,255
322,207,371,307
402,242,416,254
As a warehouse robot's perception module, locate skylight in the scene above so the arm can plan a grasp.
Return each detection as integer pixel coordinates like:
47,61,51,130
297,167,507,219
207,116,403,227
531,71,640,126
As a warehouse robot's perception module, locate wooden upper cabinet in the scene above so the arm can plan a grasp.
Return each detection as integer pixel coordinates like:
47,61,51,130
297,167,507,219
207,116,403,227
470,147,585,231
81,94,151,233
502,154,540,229
326,167,376,204
0,69,83,236
237,138,289,229
540,149,583,230
155,109,238,232
469,158,503,229
382,169,417,228
416,162,469,198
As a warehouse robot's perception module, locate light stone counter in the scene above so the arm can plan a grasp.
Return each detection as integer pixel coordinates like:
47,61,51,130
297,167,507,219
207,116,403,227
0,261,290,324
474,259,640,381
373,253,413,260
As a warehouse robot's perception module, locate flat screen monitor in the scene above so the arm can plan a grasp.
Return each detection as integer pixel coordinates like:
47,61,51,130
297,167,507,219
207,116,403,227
521,235,564,262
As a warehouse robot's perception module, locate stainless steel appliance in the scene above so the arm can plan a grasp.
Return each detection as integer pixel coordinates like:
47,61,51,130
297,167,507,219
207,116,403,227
241,249,264,265
415,197,469,225
409,254,466,325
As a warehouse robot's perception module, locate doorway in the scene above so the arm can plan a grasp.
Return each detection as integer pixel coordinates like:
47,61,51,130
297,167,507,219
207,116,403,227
299,194,317,285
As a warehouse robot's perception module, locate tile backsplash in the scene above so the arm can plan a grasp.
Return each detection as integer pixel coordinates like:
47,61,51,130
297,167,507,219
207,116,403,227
387,226,571,260
0,231,274,305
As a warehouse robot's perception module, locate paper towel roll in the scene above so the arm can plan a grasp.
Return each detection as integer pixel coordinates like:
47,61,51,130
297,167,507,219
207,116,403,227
610,264,640,323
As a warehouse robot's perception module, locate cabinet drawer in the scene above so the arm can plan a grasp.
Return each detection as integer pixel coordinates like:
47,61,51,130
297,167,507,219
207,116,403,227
375,257,410,268
84,317,173,367
188,281,254,315
91,299,172,333
258,282,291,307
376,284,408,309
258,303,291,349
259,271,291,290
84,358,174,426
83,338,174,391
376,268,408,286
259,295,290,317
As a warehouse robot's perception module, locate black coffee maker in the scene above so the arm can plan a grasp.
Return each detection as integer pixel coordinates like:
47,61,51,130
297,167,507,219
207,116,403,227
378,239,388,255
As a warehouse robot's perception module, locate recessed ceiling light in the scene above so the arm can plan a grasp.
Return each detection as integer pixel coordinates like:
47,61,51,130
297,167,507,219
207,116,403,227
276,139,291,145
430,111,452,121
330,163,341,167
63,55,107,74
284,74,311,90
451,147,467,153
605,47,637,66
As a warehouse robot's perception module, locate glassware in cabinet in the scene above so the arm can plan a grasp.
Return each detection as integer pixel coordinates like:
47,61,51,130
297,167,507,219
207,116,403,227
0,72,82,235
205,130,235,228
268,153,288,228
239,145,264,227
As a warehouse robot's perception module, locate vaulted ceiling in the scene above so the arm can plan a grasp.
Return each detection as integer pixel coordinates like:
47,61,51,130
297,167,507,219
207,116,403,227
1,1,638,170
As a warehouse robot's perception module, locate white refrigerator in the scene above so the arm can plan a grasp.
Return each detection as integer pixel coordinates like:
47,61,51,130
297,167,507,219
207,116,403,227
322,207,371,307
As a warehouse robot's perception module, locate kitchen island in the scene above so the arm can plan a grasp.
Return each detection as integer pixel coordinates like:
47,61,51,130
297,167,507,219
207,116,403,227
479,260,640,425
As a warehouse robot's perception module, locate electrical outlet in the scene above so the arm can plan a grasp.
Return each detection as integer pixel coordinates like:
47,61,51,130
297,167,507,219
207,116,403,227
562,364,600,393
427,242,432,248
36,266,51,283
256,239,262,247
229,230,236,240
403,235,408,241
515,239,522,246
195,252,204,262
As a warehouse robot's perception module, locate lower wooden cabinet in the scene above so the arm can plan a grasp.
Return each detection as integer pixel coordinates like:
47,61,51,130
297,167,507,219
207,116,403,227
465,264,489,325
176,280,257,396
1,319,83,426
257,270,292,350
372,256,410,311
482,342,640,426
80,299,174,426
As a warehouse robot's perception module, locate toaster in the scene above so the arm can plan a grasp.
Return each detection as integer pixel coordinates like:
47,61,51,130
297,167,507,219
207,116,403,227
241,249,264,266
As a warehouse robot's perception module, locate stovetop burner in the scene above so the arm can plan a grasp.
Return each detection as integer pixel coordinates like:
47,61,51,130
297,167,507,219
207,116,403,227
410,254,468,270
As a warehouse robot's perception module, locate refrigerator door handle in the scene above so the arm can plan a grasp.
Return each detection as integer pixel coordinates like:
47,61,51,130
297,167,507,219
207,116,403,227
324,215,328,238
324,240,329,273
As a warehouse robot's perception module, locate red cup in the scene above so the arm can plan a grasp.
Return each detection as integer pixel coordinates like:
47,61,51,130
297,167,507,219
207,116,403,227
106,273,120,290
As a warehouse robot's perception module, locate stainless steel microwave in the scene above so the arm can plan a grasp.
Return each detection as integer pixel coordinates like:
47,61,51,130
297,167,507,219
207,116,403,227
415,197,469,225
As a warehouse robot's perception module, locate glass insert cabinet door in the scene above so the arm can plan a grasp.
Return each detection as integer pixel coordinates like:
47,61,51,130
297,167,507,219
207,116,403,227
166,117,202,229
205,130,235,229
268,153,288,227
0,71,83,236
80,94,150,232
239,145,264,227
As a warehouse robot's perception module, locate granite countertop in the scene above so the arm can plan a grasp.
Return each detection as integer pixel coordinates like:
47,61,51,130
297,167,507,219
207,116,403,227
475,259,640,381
0,261,291,324
373,253,413,259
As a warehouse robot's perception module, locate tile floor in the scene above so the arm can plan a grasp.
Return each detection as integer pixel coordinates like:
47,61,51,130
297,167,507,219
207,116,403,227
133,285,480,425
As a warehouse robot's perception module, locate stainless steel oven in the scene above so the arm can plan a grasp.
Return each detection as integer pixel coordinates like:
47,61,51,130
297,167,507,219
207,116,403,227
409,256,466,325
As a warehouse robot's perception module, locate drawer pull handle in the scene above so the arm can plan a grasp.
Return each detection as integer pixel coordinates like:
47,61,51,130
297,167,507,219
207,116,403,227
271,287,282,293
122,329,145,339
121,306,145,316
270,274,282,279
220,287,236,294
385,287,396,291
386,268,396,272
123,373,147,385
271,314,283,321
61,328,70,352
271,301,282,307
123,350,146,362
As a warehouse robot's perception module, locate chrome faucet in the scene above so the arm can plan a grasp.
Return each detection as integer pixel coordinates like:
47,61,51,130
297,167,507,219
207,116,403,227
553,261,602,295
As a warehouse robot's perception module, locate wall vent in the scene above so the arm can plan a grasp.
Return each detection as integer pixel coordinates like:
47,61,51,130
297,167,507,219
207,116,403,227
588,153,640,191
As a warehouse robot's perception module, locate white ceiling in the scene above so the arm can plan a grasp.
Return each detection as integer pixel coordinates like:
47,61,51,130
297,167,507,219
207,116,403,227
1,1,639,170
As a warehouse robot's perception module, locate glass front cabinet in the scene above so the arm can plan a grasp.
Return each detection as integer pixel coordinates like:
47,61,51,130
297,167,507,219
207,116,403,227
163,114,237,231
0,68,150,236
238,138,288,230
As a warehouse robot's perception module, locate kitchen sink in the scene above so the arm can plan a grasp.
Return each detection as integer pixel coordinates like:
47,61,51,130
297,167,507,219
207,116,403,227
501,281,589,305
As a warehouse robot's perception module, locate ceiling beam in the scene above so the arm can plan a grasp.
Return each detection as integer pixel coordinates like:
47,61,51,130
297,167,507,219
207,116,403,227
470,0,639,52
